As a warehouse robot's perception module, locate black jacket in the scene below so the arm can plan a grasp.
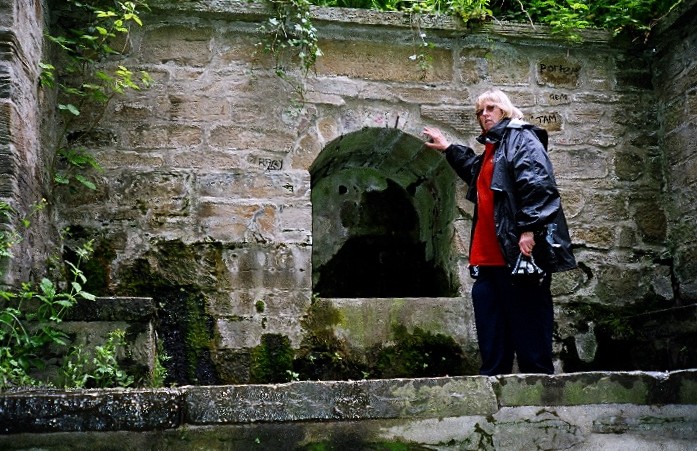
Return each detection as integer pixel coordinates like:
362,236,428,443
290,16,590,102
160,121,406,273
444,118,576,273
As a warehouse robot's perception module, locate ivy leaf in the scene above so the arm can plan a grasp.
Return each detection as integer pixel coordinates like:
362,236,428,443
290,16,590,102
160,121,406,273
74,174,97,190
58,103,80,116
54,173,70,185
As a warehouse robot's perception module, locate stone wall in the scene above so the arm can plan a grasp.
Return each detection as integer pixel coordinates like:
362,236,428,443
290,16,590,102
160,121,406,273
652,0,697,302
46,0,685,382
0,0,56,286
0,0,682,383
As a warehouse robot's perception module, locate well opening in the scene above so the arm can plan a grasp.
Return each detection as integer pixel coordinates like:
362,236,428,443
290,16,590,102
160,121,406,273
309,127,460,298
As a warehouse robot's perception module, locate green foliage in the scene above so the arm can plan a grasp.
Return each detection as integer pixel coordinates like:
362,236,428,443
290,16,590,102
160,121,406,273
91,329,135,387
258,0,323,102
59,329,134,388
258,0,323,76
308,0,682,42
150,339,170,388
42,0,152,190
490,0,682,41
0,236,96,389
0,203,138,390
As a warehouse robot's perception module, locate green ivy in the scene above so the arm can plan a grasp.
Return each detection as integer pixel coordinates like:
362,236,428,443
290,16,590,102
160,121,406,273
42,0,152,190
258,0,323,75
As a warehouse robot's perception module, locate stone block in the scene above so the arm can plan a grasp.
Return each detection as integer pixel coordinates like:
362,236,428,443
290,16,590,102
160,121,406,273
664,121,697,166
63,297,156,322
420,105,478,134
110,171,192,217
207,288,311,318
571,225,616,249
0,388,182,433
208,124,296,152
496,372,661,406
670,151,697,187
537,58,582,87
550,148,608,180
169,149,248,171
183,377,498,424
140,25,213,67
667,369,697,404
326,297,476,351
125,124,203,149
196,170,310,200
315,39,452,83
95,149,167,170
541,90,572,106
167,94,230,122
393,86,469,105
631,198,667,243
526,110,563,131
488,50,531,85
198,201,276,242
220,244,312,290
216,317,264,349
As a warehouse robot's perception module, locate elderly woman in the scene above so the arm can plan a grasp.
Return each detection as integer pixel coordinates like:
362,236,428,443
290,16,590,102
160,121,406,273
423,88,575,375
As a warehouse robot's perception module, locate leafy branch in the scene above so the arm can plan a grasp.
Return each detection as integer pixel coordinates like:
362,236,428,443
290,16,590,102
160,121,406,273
42,0,152,190
257,0,323,101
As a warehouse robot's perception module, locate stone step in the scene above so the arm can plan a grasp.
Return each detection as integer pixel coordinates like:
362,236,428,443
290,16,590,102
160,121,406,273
0,370,696,449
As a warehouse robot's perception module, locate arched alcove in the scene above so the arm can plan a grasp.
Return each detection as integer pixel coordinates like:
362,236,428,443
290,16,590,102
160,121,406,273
309,127,459,298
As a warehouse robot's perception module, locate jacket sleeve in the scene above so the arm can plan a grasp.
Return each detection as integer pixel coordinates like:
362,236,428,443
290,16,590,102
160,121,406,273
444,144,480,186
510,129,561,231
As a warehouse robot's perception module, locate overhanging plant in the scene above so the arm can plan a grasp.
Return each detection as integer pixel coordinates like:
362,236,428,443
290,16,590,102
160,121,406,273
41,0,153,190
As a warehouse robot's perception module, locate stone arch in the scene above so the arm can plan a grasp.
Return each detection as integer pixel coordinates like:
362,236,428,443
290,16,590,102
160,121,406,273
309,127,459,298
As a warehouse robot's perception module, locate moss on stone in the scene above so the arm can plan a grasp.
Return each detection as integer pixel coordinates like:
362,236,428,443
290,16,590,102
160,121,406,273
294,299,476,380
370,324,472,378
116,241,219,385
250,334,294,383
255,300,266,313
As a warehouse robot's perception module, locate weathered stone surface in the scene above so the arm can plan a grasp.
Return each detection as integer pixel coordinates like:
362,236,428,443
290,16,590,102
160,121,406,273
537,57,582,87
183,376,497,424
139,25,213,67
315,39,452,83
1,371,696,450
0,388,182,433
326,297,476,351
497,372,663,406
63,297,156,322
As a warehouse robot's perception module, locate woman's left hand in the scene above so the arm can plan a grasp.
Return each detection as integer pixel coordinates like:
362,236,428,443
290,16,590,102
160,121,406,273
519,231,535,257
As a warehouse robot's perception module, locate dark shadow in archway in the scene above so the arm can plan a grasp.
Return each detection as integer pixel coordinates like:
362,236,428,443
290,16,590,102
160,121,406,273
309,127,459,298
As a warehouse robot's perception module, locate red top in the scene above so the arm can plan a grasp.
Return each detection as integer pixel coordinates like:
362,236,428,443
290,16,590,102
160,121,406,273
470,142,507,266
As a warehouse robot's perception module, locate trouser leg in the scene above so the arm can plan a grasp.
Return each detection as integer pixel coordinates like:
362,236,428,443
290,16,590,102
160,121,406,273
471,267,554,375
472,268,514,375
508,275,554,374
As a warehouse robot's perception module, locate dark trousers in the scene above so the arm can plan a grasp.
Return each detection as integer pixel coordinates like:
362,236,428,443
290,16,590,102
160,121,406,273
471,266,554,375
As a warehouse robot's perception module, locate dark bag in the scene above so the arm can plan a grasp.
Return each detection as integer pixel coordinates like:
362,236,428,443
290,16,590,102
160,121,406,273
511,253,546,286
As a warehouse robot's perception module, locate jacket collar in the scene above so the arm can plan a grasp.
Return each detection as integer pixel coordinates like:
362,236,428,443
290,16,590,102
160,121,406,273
476,118,511,145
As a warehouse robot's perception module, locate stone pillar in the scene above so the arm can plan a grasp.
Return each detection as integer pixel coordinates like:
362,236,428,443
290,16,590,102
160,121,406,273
0,0,53,286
